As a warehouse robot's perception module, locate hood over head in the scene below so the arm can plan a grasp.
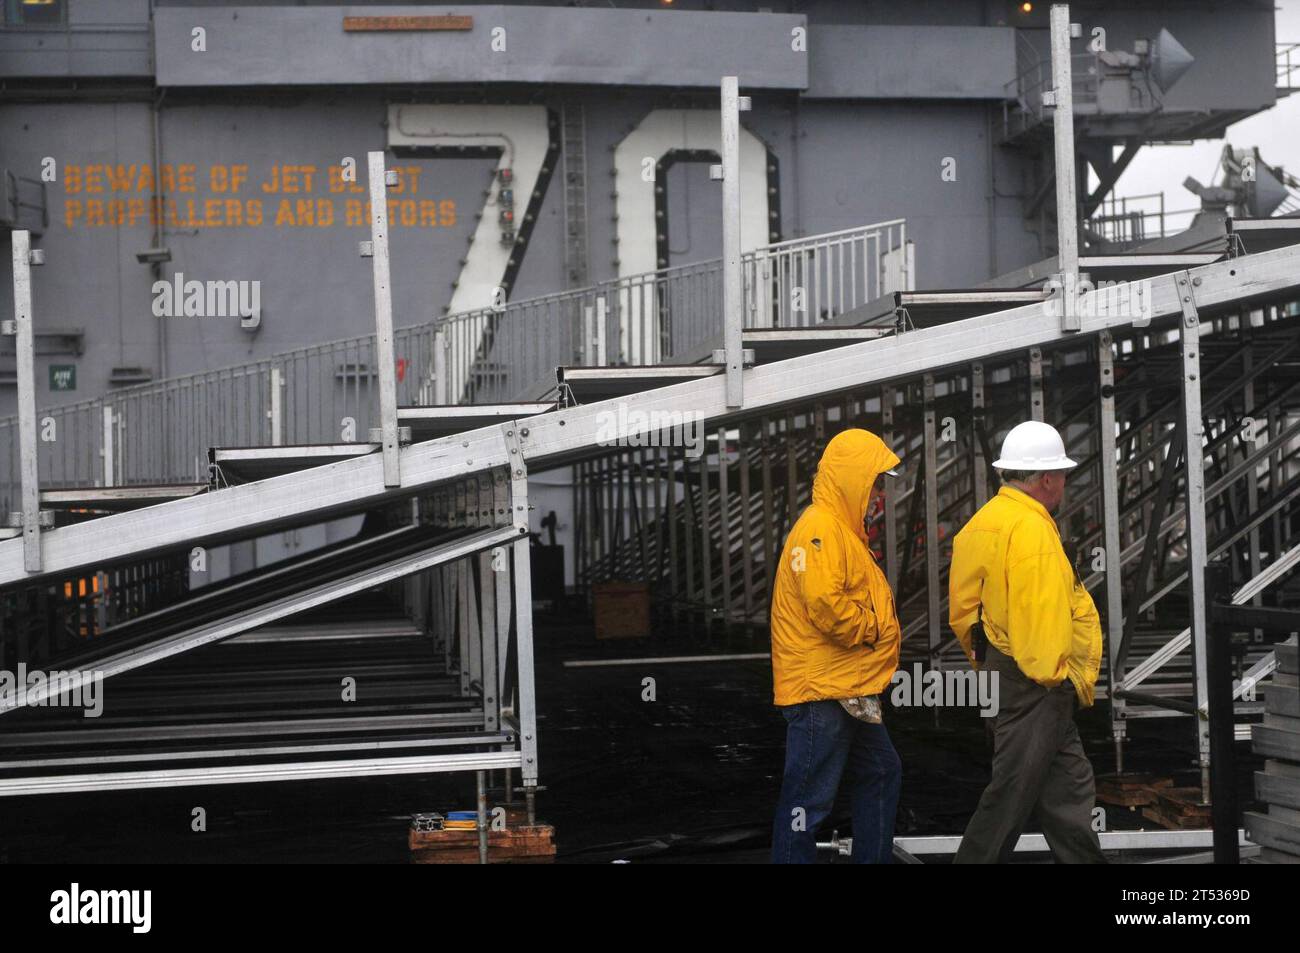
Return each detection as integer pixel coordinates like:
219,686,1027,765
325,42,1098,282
810,429,901,544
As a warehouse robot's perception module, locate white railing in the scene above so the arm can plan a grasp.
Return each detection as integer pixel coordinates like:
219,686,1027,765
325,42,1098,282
744,222,910,329
431,218,910,403
1,219,909,505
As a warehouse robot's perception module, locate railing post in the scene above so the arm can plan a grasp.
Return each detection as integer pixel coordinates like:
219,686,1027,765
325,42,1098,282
362,151,402,486
5,230,49,572
1047,4,1081,332
715,76,747,409
433,327,449,405
268,366,283,446
101,405,116,487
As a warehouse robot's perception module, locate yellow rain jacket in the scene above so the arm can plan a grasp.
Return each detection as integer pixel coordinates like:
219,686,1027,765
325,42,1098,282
770,429,902,706
948,485,1103,707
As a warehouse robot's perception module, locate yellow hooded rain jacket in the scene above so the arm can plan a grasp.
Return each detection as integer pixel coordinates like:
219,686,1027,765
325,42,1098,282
948,485,1103,707
770,429,902,706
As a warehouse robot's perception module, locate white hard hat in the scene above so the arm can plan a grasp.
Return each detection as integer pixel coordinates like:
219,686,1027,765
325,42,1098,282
992,420,1077,470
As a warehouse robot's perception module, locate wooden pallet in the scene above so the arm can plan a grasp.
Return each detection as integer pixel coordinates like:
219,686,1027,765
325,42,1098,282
1141,787,1212,830
409,824,556,864
1095,773,1174,808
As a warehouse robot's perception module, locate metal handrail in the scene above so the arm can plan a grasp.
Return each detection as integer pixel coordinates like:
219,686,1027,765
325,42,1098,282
1085,192,1201,246
1279,42,1300,89
428,218,910,403
0,220,909,502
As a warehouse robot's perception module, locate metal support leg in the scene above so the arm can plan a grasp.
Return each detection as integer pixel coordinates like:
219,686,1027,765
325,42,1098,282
479,549,499,732
364,151,401,486
1097,331,1127,766
505,427,539,795
442,564,454,670
1029,347,1045,422
882,384,899,591
476,769,489,864
457,561,472,696
971,364,988,507
923,376,941,694
717,426,732,628
1176,272,1212,799
495,475,513,711
700,440,714,630
1242,325,1262,610
738,426,755,624
1204,563,1239,864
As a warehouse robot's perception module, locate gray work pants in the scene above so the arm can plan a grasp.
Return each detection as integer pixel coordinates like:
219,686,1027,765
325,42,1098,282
954,645,1106,864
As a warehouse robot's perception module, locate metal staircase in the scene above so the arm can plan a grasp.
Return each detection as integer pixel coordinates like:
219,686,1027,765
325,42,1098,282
3,136,1300,840
566,220,1300,779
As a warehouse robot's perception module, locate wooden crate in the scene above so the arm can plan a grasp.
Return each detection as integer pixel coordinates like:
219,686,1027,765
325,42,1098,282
592,581,650,640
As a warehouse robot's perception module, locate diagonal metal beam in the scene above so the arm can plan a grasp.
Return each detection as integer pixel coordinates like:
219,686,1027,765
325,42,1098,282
4,244,1300,589
0,523,521,715
1119,544,1300,693
0,426,512,586
1082,138,1141,219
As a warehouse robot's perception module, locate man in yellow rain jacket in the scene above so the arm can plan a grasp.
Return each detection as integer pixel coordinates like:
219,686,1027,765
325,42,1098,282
948,420,1104,864
770,428,903,864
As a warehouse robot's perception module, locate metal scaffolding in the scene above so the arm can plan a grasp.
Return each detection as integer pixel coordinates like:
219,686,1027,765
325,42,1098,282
2,48,1299,862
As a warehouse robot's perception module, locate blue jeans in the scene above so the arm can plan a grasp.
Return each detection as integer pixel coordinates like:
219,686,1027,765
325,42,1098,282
771,699,902,864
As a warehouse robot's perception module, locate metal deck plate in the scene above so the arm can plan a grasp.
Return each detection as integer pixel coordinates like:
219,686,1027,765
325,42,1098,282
1229,217,1300,255
1077,252,1224,282
558,364,723,403
742,327,893,362
39,483,209,511
397,402,556,440
210,442,380,483
894,289,1051,325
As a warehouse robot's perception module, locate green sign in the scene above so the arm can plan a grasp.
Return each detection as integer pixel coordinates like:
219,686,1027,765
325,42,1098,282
49,364,76,392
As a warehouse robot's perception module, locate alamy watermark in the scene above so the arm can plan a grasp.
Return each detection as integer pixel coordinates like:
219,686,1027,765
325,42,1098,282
889,663,1000,717
1044,274,1153,326
0,665,104,718
50,884,150,933
152,272,261,328
594,403,705,458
